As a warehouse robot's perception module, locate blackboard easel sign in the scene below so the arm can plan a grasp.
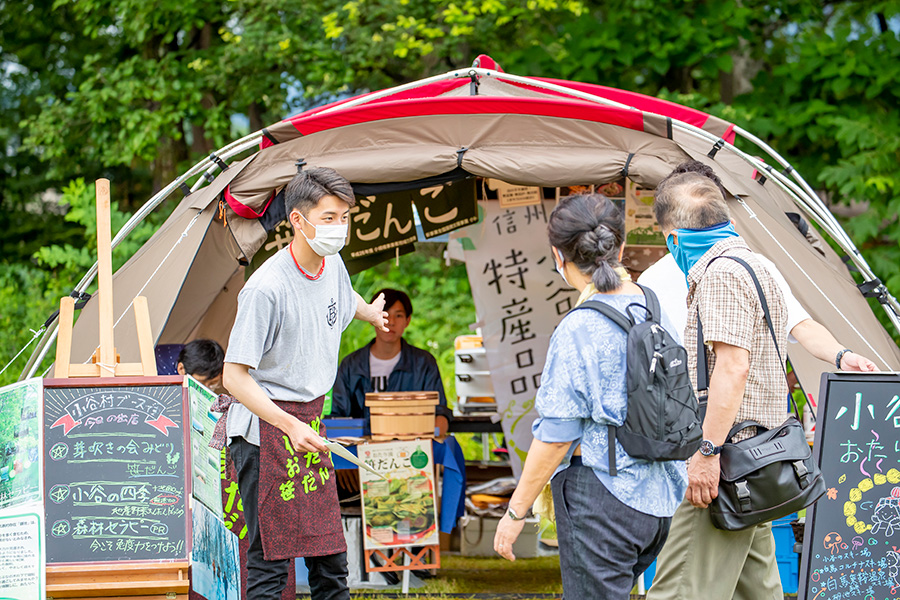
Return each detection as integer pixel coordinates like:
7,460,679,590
43,376,190,565
799,372,900,600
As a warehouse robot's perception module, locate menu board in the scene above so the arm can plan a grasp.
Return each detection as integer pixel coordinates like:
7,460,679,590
0,379,43,511
43,377,189,564
800,373,900,600
359,440,439,550
186,376,223,517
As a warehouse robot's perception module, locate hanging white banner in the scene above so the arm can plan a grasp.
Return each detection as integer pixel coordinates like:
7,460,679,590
452,200,577,478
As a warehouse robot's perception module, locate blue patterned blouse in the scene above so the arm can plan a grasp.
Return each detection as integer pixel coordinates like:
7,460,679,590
532,292,688,518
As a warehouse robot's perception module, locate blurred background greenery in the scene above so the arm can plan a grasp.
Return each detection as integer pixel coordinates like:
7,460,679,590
2,0,899,388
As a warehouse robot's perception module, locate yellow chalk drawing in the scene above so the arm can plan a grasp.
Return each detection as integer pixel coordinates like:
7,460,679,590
888,468,900,484
843,470,900,533
838,474,847,484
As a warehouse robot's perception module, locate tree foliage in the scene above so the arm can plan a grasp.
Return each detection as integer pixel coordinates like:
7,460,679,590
1,0,899,384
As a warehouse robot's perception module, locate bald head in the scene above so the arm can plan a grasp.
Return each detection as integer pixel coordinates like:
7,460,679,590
653,172,731,232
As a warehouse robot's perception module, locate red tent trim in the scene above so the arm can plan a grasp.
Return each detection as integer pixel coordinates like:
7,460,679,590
224,184,276,219
285,96,646,138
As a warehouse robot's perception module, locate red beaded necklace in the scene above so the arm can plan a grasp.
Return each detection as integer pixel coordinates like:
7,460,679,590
289,242,324,281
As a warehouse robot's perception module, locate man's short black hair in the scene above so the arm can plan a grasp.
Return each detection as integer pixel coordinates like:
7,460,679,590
284,167,355,218
372,288,412,318
178,339,225,379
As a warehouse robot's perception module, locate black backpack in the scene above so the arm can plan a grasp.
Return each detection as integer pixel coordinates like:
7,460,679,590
576,285,702,475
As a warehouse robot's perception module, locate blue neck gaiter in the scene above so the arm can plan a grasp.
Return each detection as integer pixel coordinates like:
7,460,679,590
666,221,739,276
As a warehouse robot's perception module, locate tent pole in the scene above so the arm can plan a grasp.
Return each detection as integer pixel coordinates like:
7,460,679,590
314,69,479,115
22,325,58,380
731,125,823,203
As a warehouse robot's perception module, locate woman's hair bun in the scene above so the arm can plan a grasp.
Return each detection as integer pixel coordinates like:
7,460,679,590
594,224,617,256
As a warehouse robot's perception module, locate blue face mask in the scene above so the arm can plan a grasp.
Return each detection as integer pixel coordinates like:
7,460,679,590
666,221,739,276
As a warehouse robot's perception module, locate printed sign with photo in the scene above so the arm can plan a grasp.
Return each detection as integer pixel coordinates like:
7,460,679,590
625,180,665,246
359,441,438,550
0,379,42,512
187,376,224,517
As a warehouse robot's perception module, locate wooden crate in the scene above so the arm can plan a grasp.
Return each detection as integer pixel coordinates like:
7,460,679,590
365,392,439,440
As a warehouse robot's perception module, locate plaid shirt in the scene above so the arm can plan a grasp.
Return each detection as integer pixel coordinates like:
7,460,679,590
685,237,789,442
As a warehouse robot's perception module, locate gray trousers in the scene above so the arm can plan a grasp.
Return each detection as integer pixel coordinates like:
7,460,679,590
645,498,782,600
552,459,671,600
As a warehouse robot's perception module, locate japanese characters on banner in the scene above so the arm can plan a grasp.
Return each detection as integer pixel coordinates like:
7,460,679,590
0,379,42,511
359,441,439,550
0,507,44,599
346,191,418,259
451,197,578,477
416,179,479,238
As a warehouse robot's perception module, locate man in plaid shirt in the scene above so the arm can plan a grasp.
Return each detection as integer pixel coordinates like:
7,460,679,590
646,171,788,600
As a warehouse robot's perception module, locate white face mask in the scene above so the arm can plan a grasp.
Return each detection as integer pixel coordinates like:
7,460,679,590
299,212,348,257
553,249,571,287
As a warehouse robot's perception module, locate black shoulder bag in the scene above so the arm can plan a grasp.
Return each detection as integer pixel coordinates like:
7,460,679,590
697,255,826,531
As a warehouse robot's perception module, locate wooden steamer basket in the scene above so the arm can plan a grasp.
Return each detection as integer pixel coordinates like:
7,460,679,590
365,391,439,440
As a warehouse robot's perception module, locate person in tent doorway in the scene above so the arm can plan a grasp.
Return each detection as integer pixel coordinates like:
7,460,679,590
176,339,225,391
221,167,388,600
331,288,452,435
493,193,686,599
638,160,879,373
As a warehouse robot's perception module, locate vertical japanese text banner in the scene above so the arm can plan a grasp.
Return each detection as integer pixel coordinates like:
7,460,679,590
452,200,577,478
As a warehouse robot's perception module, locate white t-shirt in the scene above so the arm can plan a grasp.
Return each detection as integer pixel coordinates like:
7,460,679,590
369,351,402,393
638,253,810,344
224,248,356,445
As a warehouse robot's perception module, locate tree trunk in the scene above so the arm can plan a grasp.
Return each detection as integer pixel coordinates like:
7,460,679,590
152,134,189,194
249,101,265,133
719,39,762,104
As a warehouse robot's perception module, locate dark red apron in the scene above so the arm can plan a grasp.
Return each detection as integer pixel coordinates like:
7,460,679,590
258,397,346,560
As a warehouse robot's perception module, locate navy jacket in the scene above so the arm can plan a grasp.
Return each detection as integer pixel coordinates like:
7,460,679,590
332,338,452,421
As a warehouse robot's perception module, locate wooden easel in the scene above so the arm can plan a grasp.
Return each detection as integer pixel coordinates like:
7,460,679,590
53,178,157,378
47,179,188,599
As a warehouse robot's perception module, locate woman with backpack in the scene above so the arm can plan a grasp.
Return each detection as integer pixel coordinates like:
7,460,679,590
493,193,690,599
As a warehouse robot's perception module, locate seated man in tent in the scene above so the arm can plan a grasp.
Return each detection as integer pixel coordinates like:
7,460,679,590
332,288,452,436
175,338,225,391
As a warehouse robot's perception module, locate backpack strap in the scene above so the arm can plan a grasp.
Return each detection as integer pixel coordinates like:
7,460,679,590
574,299,641,477
577,300,633,333
696,255,800,419
634,283,662,324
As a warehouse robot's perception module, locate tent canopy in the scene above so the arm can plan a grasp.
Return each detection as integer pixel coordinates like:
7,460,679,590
44,55,900,398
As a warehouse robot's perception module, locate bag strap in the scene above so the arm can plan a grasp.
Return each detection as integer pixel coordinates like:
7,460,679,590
574,286,656,477
635,283,661,324
726,419,768,443
578,300,633,333
576,301,627,477
696,254,800,418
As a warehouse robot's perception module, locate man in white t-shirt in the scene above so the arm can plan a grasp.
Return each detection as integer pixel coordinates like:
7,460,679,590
332,288,451,435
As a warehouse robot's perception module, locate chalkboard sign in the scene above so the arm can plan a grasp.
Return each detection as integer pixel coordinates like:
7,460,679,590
800,373,900,600
43,377,189,564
